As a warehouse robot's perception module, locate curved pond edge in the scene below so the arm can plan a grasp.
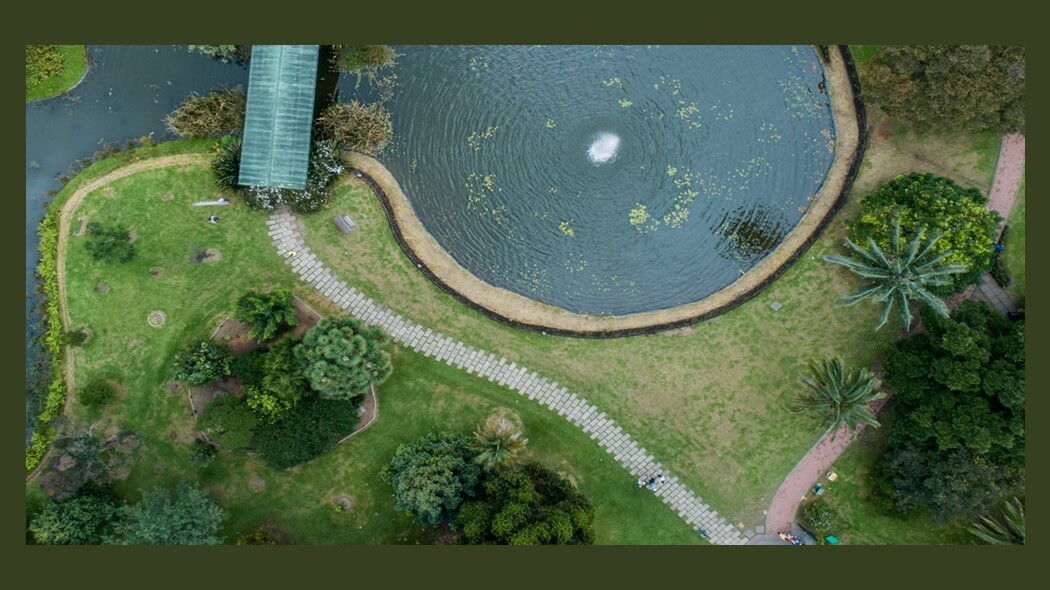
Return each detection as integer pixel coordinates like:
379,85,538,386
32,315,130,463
26,45,90,104
351,45,867,338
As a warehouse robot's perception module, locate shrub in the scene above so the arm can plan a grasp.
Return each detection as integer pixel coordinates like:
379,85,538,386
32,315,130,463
296,316,391,400
236,528,280,545
799,499,835,536
79,379,116,409
64,328,89,347
165,87,247,139
189,438,218,468
330,45,395,73
315,101,393,155
211,135,243,192
252,396,361,469
111,482,226,545
84,222,136,264
26,45,64,85
233,289,297,342
230,348,266,388
29,493,123,545
245,338,308,422
173,339,232,386
990,251,1011,288
197,395,257,453
847,173,999,293
381,432,483,525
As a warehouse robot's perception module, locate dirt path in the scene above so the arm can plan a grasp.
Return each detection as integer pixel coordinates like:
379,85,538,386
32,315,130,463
987,133,1025,224
758,134,1025,539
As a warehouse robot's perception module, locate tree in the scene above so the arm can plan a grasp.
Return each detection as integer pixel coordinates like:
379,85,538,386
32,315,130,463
38,435,108,501
456,462,595,545
315,101,393,155
824,216,966,331
879,301,1024,522
471,414,528,471
860,45,1024,133
84,222,135,264
970,497,1025,545
233,289,298,342
330,45,396,73
173,339,232,386
245,337,308,422
29,493,122,545
252,396,361,469
791,357,884,435
380,432,483,526
211,135,242,192
296,316,391,400
848,173,1000,293
165,87,247,139
197,395,258,453
111,482,226,545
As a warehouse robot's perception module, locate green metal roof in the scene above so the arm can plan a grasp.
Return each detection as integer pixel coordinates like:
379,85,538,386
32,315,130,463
239,45,320,190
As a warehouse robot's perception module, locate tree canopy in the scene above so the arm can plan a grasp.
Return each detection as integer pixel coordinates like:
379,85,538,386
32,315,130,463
29,493,122,545
860,45,1025,133
251,396,361,469
197,394,258,453
233,289,298,342
456,462,596,545
848,173,999,293
111,482,226,545
879,301,1024,522
173,339,232,386
296,316,391,401
381,432,483,526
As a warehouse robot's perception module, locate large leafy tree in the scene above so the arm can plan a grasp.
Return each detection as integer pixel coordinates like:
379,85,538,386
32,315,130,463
84,222,136,264
233,289,298,342
471,414,528,471
824,216,966,331
791,357,885,435
456,462,596,545
878,301,1025,522
173,339,232,386
848,173,1000,293
860,45,1025,133
111,482,226,545
380,432,483,526
29,493,123,544
251,396,361,469
970,497,1025,545
296,316,391,401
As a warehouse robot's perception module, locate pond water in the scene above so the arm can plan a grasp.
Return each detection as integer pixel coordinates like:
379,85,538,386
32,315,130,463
24,45,249,443
356,45,836,315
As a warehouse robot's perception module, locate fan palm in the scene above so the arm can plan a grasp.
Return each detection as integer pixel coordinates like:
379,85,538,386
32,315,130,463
471,415,528,471
970,497,1025,545
823,217,967,331
792,357,885,435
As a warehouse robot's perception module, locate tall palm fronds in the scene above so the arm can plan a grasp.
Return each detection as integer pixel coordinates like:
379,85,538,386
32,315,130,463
824,217,967,331
792,357,885,435
471,415,528,471
970,497,1025,545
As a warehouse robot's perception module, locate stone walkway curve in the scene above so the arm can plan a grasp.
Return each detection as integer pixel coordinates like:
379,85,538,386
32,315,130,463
267,208,749,545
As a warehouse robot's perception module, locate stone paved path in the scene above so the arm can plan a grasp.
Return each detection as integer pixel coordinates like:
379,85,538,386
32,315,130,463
987,133,1025,224
267,208,749,545
974,272,1017,315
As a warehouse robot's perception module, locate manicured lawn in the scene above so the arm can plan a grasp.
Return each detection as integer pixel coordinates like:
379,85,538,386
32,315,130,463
26,45,88,103
1004,176,1025,299
31,144,703,544
817,403,972,545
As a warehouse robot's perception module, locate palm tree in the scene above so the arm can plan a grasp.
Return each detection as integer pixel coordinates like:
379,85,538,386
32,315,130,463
823,217,967,331
970,497,1025,545
792,357,885,435
471,414,528,471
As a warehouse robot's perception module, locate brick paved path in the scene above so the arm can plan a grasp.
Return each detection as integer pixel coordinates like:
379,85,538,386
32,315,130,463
267,208,749,545
987,133,1025,224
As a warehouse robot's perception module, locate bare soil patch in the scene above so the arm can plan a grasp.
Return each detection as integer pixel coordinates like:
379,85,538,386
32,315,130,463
330,495,355,512
160,191,173,201
188,379,238,416
150,267,163,278
96,283,109,293
191,248,222,264
249,476,266,493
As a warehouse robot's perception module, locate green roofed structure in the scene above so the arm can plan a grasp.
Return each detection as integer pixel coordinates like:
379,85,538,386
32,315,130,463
239,45,320,190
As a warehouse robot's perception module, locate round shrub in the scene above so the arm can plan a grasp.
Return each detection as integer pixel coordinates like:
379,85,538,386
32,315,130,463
233,289,297,342
197,395,257,453
79,379,116,409
173,339,232,386
315,101,393,155
296,316,391,400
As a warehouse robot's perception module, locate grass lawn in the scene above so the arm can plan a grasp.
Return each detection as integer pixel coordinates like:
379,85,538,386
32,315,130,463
26,45,88,103
817,402,973,545
848,45,878,64
1004,176,1025,299
29,142,702,544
